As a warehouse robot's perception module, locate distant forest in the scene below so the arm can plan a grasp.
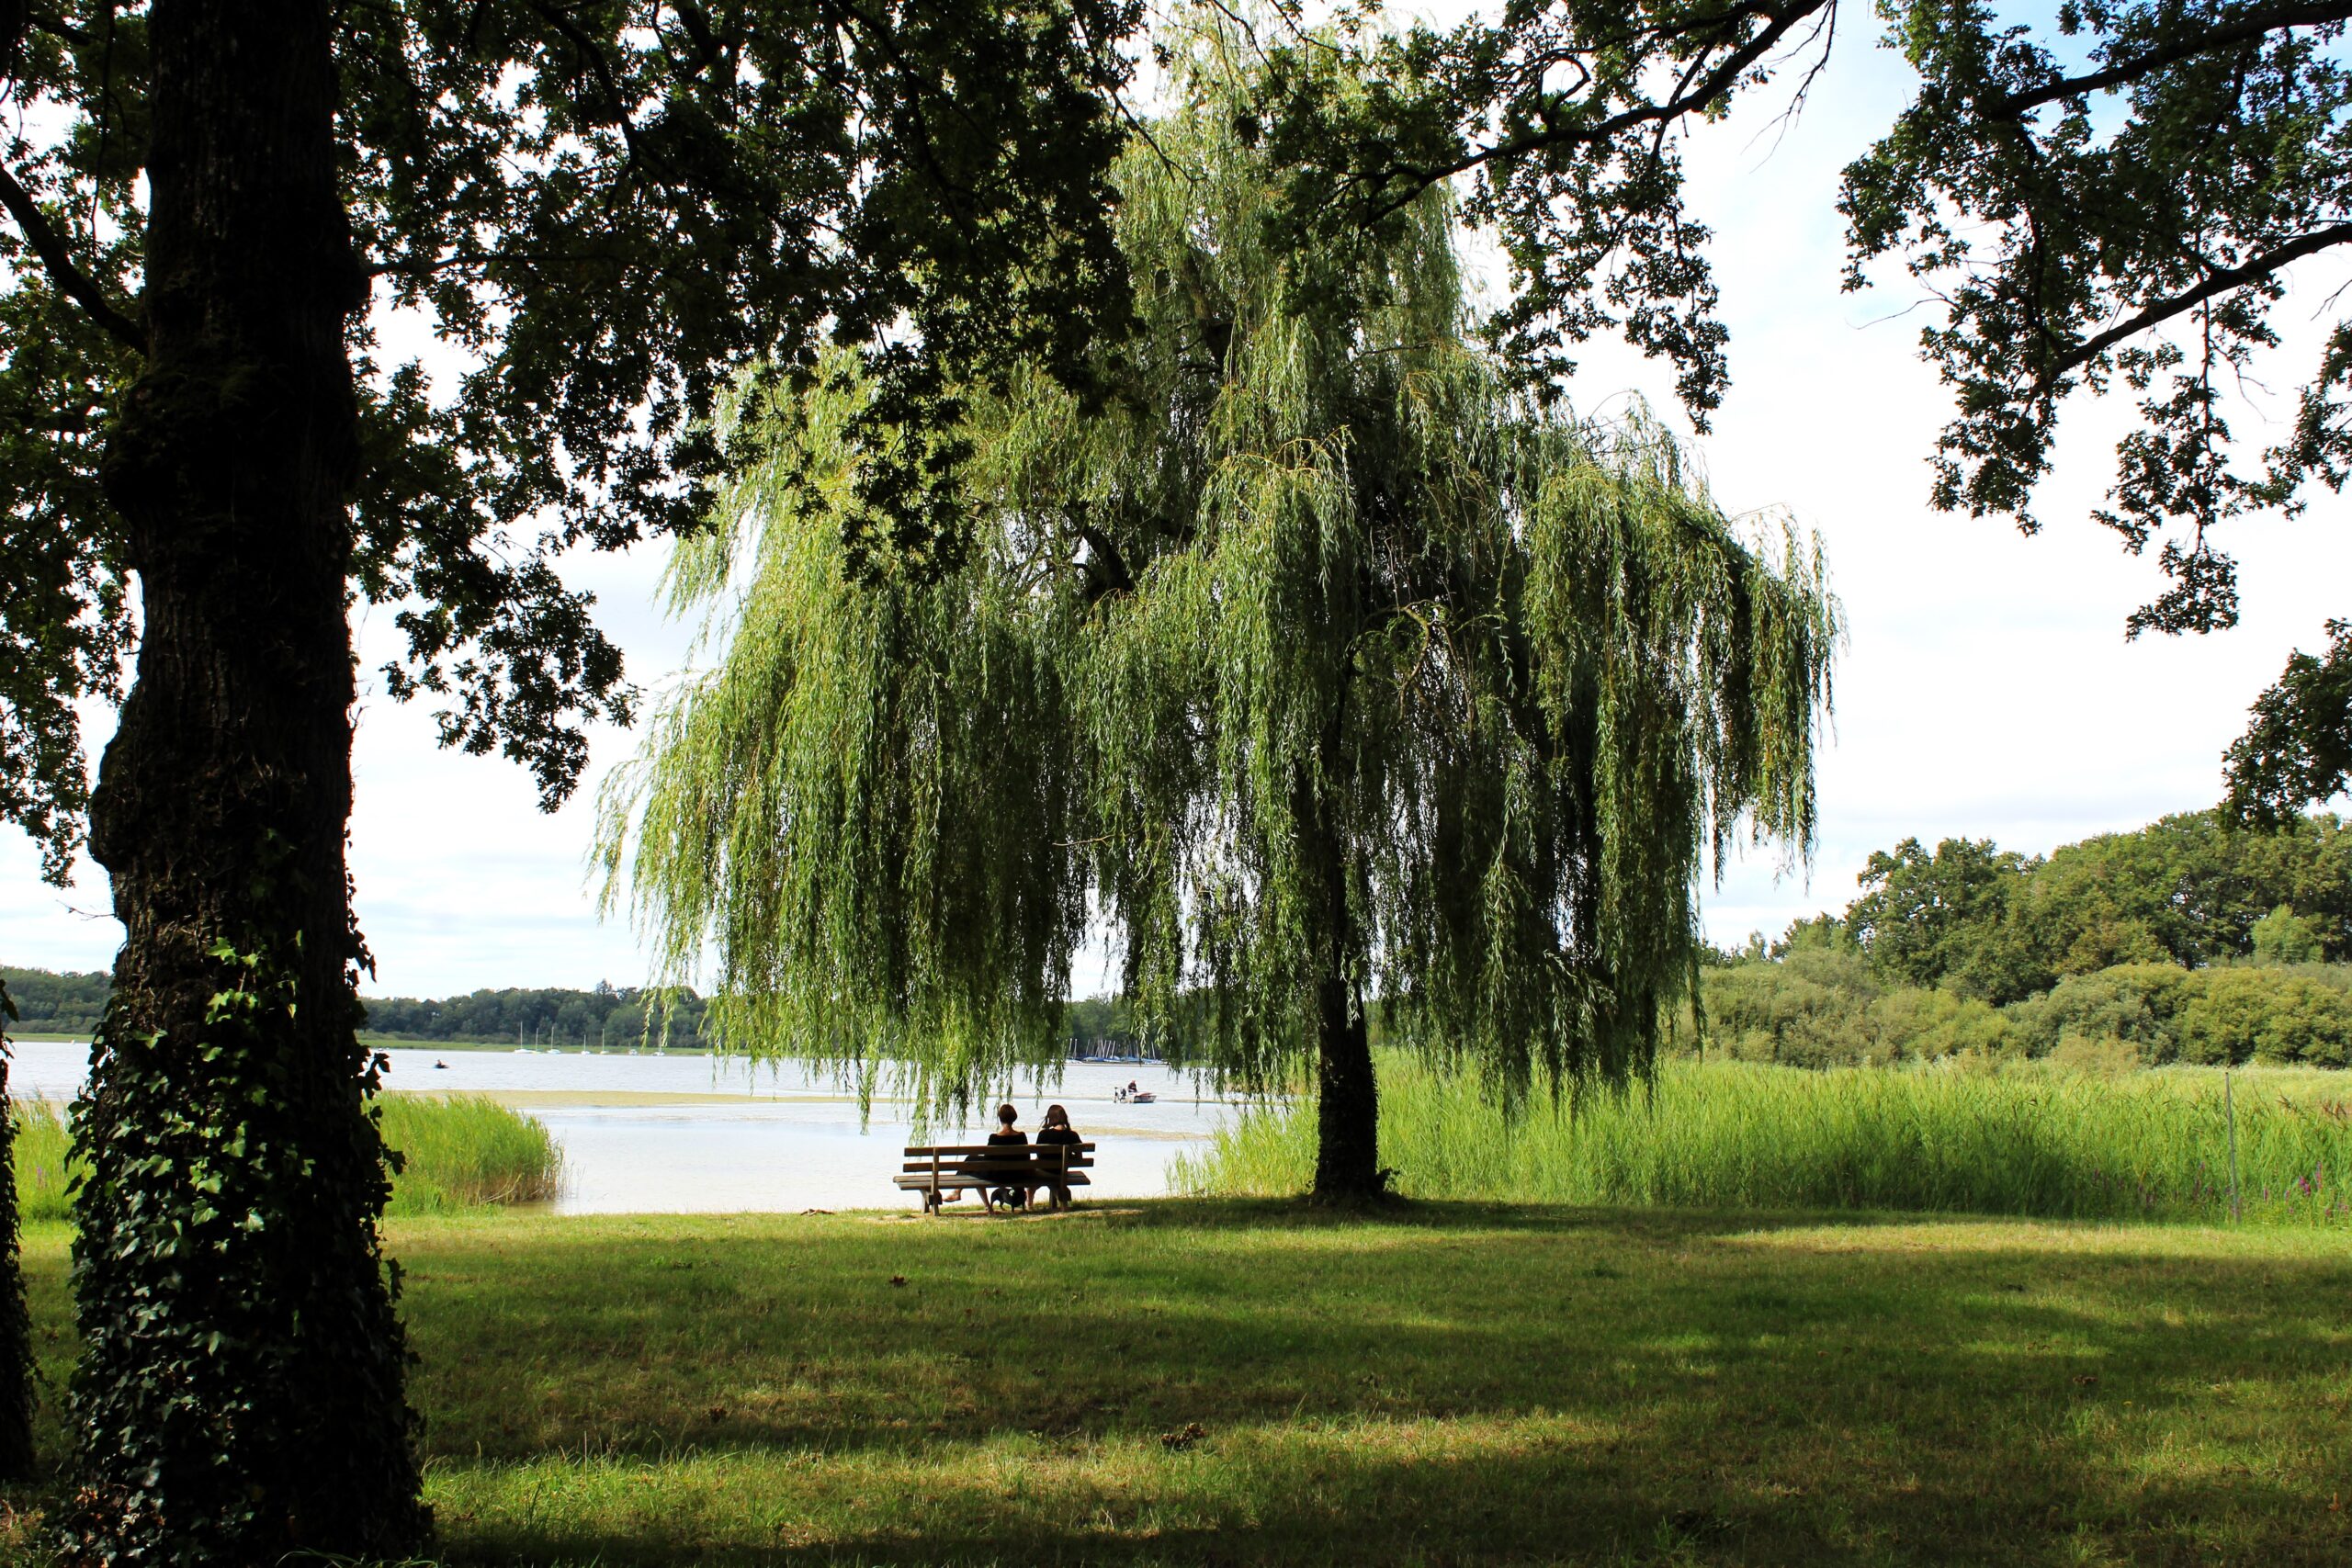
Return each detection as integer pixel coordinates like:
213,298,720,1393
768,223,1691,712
1,969,1164,1057
9,810,2345,1067
1697,810,2352,1068
0,969,726,1049
0,966,107,1035
361,984,715,1049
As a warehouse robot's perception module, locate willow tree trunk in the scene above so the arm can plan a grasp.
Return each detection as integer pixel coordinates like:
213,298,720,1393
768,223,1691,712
59,1,426,1561
1310,972,1383,1201
1303,726,1384,1201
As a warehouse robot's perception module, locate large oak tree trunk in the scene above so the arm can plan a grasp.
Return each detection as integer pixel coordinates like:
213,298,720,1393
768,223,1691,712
59,1,426,1560
0,1035,29,1480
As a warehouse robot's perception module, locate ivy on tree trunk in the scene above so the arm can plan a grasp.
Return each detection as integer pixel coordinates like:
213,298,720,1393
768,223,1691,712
56,1,423,1561
0,979,31,1481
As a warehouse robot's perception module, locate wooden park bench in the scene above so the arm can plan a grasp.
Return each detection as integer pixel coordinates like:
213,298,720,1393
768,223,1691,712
895,1142,1095,1214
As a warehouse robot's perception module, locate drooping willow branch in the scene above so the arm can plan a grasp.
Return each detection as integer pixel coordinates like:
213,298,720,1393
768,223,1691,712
598,15,1838,1120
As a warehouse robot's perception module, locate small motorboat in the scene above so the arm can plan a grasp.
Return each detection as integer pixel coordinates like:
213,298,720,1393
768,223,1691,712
434,1060,449,1070
1127,1090,1157,1104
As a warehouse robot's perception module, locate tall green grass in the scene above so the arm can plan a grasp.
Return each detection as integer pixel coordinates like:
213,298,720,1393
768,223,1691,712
11,1101,72,1224
1175,1055,2352,1224
9,1094,561,1223
377,1095,564,1213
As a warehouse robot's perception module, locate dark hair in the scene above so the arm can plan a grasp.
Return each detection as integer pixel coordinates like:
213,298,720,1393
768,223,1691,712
996,1103,1018,1126
1044,1103,1070,1128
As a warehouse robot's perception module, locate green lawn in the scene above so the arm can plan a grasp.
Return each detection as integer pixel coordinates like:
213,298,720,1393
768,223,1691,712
7,1201,2351,1565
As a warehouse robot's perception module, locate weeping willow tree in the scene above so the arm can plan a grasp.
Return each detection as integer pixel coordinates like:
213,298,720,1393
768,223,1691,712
598,19,1838,1201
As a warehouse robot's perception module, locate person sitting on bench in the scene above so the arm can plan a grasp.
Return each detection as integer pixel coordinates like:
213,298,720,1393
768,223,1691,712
981,1102,1029,1209
1035,1103,1082,1207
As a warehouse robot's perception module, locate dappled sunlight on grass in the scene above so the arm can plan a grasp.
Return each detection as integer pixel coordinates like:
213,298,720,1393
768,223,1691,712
1704,1213,2340,1255
6,1201,2350,1564
428,1408,1635,1563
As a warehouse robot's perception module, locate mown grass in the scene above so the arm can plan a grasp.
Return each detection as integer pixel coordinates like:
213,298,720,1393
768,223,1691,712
6,1202,2351,1565
8,1093,561,1221
1176,1056,2352,1225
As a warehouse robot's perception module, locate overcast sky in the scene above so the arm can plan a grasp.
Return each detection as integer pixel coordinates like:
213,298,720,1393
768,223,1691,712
6,9,2350,998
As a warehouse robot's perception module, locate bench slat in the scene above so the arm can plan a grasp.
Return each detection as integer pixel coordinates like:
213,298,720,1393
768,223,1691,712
902,1144,1095,1157
899,1156,1093,1171
897,1170,1093,1183
893,1172,1091,1188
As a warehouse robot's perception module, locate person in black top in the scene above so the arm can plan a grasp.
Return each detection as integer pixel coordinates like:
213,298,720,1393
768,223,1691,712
983,1102,1029,1211
1035,1103,1083,1209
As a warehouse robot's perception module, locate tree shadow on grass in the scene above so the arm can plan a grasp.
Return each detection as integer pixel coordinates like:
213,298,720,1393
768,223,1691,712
435,1446,2348,1568
393,1201,2352,1567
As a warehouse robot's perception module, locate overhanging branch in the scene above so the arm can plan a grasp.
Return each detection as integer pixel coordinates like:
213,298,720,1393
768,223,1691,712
1987,0,2352,119
1363,1,1825,223
2037,220,2352,389
0,162,143,352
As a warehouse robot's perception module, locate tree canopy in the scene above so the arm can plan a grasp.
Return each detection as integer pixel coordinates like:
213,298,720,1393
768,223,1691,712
600,19,1839,1196
1,0,1143,866
1238,0,2352,807
2228,618,2352,818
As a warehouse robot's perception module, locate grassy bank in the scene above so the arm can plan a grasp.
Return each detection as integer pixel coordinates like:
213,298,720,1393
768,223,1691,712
1176,1056,2352,1225
6,1203,2350,1565
9,1093,561,1221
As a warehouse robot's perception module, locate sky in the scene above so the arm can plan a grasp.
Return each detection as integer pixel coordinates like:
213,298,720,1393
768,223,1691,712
6,8,2351,998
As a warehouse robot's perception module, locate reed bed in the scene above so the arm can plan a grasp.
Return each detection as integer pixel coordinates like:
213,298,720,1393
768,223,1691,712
11,1100,72,1224
377,1095,564,1213
1175,1055,2352,1224
9,1094,561,1222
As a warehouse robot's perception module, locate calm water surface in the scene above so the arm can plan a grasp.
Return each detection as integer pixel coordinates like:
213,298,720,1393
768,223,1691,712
8,1039,1260,1213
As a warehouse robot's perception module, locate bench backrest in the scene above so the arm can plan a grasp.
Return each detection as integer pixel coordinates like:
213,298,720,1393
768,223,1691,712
902,1142,1095,1172
902,1144,1096,1156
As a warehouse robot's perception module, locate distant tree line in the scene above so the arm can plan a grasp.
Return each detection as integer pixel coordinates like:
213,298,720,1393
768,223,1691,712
1060,996,1199,1060
357,983,715,1050
1833,810,2352,1002
381,986,1165,1056
1698,811,2352,1068
0,968,108,1035
3,970,1167,1057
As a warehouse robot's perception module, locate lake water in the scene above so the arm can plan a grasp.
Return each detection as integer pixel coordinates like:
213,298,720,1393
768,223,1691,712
6,1040,1264,1214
